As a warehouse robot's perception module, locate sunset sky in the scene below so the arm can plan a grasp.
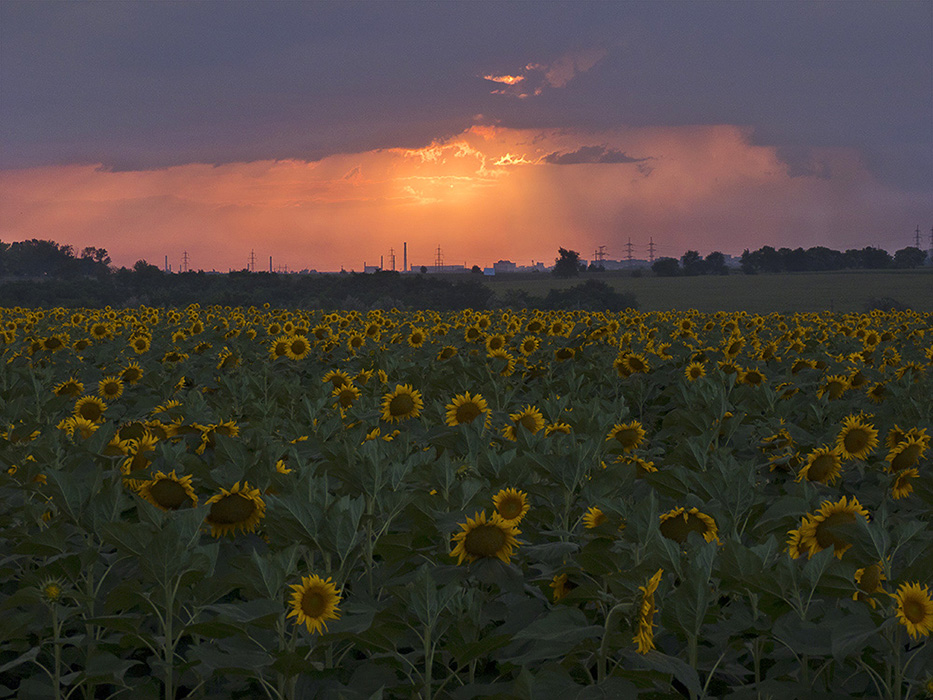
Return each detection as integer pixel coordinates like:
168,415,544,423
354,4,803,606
1,1,931,272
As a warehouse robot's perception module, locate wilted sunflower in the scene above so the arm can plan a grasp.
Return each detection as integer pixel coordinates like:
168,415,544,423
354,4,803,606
796,446,844,485
120,432,158,474
894,582,933,639
550,573,574,602
502,404,545,441
445,391,489,427
792,496,870,559
606,421,646,452
852,562,886,608
892,468,919,499
684,361,706,381
659,507,720,544
136,471,197,510
204,481,266,537
492,487,529,524
380,384,424,423
835,414,879,461
634,568,664,655
98,376,124,401
287,574,342,634
450,511,520,565
74,395,107,423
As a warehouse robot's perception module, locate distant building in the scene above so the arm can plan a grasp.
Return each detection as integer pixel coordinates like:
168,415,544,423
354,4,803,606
493,260,517,273
363,265,382,273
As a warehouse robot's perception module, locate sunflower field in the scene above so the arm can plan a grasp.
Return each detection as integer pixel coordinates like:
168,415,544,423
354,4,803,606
1,304,932,699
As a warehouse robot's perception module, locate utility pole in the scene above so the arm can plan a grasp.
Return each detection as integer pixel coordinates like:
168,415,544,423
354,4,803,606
648,237,656,263
624,238,634,263
403,242,407,272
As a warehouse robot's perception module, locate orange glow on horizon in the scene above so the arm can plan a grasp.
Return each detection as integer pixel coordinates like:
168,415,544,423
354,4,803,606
0,124,922,273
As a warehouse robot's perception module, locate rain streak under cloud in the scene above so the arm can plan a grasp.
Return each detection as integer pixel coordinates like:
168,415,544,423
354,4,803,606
0,1,930,271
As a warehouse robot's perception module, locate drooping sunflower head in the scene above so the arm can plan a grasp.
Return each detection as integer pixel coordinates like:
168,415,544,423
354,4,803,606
74,395,107,423
634,568,664,655
894,582,933,640
835,413,879,461
380,384,424,423
436,345,457,361
852,562,886,607
136,471,197,511
887,437,927,473
659,507,720,544
445,391,489,427
204,481,266,538
818,374,851,400
550,573,575,602
492,487,529,524
332,384,361,411
450,511,520,565
287,574,342,634
582,505,608,530
606,421,646,452
892,468,919,499
502,405,545,441
796,495,870,559
54,378,85,398
796,446,844,485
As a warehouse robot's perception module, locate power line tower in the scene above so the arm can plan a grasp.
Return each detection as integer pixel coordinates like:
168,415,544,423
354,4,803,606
434,244,444,272
624,238,634,262
248,249,256,272
915,226,922,248
647,237,656,263
389,247,396,271
181,250,189,273
593,245,607,264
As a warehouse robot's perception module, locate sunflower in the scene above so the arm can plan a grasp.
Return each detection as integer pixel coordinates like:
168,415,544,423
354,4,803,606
287,574,342,634
484,334,506,354
818,374,850,400
796,446,844,485
346,334,365,353
445,391,489,427
550,573,574,602
582,506,607,529
659,507,720,544
892,468,919,499
74,395,107,423
519,336,540,356
835,414,879,461
332,384,361,412
406,327,427,348
740,367,766,387
436,345,458,361
634,569,664,655
793,496,870,559
502,404,545,441
893,582,933,639
377,384,422,423
852,562,886,607
450,511,520,565
269,335,291,360
887,437,927,472
59,416,99,440
204,481,266,537
285,334,311,360
684,361,706,381
98,376,124,401
545,421,572,436
136,471,197,510
53,378,84,397
866,382,887,403
606,421,646,452
623,353,650,374
216,347,240,370
322,369,352,390
120,362,144,384
492,488,529,524
120,432,159,474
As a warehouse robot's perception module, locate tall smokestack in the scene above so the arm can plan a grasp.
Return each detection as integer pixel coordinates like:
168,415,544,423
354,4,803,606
403,242,407,272
269,256,273,273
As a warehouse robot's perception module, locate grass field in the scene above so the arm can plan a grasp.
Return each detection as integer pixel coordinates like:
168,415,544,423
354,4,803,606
479,269,933,313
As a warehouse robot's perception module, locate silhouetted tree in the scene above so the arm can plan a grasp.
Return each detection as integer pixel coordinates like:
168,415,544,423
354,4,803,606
553,248,585,278
651,257,681,277
705,251,728,275
681,250,705,276
471,265,482,274
893,247,926,269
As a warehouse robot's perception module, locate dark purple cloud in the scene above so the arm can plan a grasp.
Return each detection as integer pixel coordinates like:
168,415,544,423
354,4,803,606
0,0,930,191
544,145,648,165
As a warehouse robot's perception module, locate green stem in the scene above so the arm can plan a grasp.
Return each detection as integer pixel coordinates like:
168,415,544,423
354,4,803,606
597,604,626,684
688,634,698,700
423,623,433,700
52,604,62,700
163,582,174,700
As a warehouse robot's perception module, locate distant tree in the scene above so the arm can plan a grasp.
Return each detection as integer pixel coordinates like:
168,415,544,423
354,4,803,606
587,262,605,272
471,264,482,274
651,257,681,277
893,246,927,269
419,265,428,274
705,251,728,275
553,247,585,278
740,249,757,274
680,250,705,276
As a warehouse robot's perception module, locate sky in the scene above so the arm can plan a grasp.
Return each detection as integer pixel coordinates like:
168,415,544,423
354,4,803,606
1,0,931,272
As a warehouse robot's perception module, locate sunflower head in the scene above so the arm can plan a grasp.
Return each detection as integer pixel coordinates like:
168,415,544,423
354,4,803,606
450,511,520,565
204,481,266,538
503,405,545,441
445,391,489,427
74,395,107,423
634,568,664,655
98,376,124,401
137,471,197,511
492,487,529,524
796,446,844,485
606,421,646,452
684,361,706,381
659,507,720,544
795,496,870,559
582,506,608,529
287,574,342,634
380,384,424,423
894,582,933,640
835,413,879,461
